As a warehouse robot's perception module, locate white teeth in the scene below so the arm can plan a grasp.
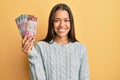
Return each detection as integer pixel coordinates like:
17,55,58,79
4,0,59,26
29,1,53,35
58,28,65,32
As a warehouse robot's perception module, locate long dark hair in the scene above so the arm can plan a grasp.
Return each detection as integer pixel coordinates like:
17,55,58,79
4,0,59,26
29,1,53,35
43,3,78,43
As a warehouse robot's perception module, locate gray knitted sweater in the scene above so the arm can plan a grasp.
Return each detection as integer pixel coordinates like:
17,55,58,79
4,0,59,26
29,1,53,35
28,41,90,80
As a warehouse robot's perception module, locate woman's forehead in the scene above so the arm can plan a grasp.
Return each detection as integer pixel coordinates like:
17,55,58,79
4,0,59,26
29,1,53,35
54,10,69,18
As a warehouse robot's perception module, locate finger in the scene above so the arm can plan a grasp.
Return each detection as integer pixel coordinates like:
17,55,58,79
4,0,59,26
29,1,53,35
22,35,28,45
26,40,34,54
23,37,33,48
23,39,34,54
22,37,34,52
22,45,29,54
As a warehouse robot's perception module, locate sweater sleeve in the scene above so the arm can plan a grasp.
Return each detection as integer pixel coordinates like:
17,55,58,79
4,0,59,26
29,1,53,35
79,45,90,80
28,43,46,80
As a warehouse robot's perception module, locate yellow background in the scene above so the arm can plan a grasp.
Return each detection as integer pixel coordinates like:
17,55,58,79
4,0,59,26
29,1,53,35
0,0,120,80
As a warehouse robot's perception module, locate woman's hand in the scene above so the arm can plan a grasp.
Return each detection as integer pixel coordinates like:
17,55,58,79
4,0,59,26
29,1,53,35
22,35,35,54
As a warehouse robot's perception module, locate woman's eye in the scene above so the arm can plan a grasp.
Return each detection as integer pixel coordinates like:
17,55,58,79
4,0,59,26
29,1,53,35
54,19,70,23
65,19,70,22
54,19,60,22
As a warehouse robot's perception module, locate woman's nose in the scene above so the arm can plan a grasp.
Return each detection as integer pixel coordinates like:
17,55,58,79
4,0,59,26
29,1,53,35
59,20,65,27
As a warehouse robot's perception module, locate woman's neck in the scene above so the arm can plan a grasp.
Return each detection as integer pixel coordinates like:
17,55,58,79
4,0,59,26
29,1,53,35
54,36,69,44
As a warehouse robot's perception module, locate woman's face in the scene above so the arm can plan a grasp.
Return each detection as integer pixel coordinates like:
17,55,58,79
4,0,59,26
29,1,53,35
53,10,70,38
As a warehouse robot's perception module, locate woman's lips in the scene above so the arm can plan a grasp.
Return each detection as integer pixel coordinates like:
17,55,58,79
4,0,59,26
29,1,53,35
58,28,66,32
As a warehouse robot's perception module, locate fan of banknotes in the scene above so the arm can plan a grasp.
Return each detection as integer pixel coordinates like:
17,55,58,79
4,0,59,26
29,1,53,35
15,14,38,38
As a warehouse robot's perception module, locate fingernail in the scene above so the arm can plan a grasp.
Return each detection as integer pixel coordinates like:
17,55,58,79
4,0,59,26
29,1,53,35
32,37,35,40
25,35,27,38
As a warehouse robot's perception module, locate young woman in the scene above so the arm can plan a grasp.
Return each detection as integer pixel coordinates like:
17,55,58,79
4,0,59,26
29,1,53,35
22,3,90,80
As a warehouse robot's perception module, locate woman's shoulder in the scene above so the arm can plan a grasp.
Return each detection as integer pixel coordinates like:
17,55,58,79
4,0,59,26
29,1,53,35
36,41,49,46
74,41,86,50
34,41,51,50
74,41,85,46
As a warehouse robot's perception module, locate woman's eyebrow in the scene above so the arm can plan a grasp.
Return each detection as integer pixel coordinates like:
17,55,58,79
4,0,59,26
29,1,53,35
54,18,70,19
54,18,59,19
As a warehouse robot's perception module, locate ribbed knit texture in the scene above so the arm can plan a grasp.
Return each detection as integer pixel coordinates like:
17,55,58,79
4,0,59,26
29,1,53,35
28,41,90,80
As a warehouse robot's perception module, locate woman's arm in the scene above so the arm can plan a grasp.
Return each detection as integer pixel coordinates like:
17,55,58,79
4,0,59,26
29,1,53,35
28,44,46,80
22,35,46,80
79,45,90,80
